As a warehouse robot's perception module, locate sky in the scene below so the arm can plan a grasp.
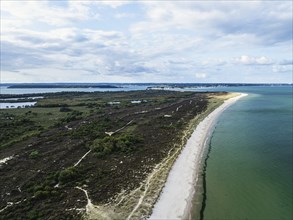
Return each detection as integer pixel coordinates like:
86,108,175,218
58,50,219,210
1,0,292,83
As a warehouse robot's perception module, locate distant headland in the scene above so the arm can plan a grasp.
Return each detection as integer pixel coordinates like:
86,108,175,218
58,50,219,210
6,83,122,89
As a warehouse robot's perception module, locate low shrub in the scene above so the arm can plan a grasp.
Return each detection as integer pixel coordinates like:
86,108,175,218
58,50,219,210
29,150,39,159
59,106,72,112
91,134,143,157
58,166,79,184
34,190,50,199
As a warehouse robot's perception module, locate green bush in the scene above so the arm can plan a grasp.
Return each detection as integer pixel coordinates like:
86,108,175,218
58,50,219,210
69,117,112,139
61,110,83,123
34,190,49,199
58,167,79,184
29,150,39,159
27,210,41,219
91,134,143,156
59,106,72,112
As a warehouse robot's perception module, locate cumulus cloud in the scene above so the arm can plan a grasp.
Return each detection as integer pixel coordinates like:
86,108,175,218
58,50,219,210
235,55,273,65
133,1,292,44
1,1,94,28
1,0,292,83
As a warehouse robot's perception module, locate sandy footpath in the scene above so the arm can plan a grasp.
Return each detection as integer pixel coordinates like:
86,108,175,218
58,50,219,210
149,93,247,219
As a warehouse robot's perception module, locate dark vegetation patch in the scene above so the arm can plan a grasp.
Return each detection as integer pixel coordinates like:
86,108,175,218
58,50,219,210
91,134,143,157
0,90,225,219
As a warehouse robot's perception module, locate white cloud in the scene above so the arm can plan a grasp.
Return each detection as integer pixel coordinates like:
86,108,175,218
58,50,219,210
272,65,292,73
1,1,292,83
1,1,92,28
133,1,292,44
94,0,130,8
256,56,273,65
195,73,207,79
235,55,273,65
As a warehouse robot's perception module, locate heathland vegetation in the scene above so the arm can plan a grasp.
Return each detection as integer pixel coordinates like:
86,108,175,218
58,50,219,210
0,90,227,219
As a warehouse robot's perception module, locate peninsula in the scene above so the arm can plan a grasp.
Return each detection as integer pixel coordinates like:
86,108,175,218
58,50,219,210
0,90,244,219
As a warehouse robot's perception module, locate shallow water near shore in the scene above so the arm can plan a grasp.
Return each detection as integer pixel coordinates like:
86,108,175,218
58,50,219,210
195,86,292,219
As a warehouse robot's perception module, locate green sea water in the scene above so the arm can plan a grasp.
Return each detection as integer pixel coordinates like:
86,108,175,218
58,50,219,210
198,86,292,220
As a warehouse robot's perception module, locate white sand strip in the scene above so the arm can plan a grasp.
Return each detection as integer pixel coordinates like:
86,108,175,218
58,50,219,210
149,93,247,219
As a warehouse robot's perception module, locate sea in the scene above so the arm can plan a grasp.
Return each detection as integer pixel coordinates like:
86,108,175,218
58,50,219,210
0,85,292,219
193,86,293,220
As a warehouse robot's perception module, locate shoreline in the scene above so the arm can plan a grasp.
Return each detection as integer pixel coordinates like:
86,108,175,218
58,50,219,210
149,93,247,219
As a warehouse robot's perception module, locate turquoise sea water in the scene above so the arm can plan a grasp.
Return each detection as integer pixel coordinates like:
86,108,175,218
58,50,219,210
199,86,292,220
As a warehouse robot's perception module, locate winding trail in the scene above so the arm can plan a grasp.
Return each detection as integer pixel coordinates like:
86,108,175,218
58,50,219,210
0,199,25,213
74,150,92,167
105,120,133,136
0,156,13,166
125,164,160,220
45,95,242,219
76,187,92,207
72,97,217,219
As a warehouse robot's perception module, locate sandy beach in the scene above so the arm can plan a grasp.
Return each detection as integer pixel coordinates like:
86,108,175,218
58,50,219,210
149,93,248,219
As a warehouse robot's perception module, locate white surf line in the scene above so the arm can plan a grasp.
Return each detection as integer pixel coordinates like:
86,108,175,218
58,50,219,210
150,93,247,220
0,155,13,166
74,150,92,167
105,120,133,136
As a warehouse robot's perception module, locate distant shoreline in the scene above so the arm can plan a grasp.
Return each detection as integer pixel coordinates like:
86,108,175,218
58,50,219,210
7,84,121,89
1,83,291,87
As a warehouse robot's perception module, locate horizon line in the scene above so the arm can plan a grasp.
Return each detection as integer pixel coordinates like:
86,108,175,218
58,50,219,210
1,82,292,85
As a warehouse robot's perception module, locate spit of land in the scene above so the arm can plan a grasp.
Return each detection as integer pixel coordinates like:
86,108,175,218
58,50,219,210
0,90,239,219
